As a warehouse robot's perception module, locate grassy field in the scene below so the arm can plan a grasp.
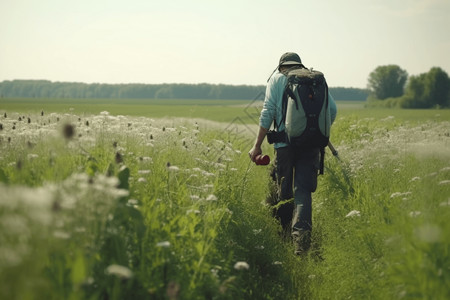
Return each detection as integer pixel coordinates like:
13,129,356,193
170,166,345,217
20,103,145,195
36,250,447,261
0,98,449,299
0,98,254,123
2,97,450,123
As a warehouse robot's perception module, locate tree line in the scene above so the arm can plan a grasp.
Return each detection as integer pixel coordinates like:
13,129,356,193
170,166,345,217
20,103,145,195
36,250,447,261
367,65,450,108
0,80,368,101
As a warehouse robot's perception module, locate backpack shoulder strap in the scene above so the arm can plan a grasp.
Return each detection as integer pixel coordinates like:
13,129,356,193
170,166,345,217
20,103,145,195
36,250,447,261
275,81,291,131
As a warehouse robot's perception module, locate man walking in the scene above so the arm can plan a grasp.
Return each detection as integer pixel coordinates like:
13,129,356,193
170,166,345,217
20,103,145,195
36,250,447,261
248,52,337,255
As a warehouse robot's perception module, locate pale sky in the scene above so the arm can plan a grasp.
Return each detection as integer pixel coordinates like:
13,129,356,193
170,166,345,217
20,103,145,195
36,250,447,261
1,0,449,88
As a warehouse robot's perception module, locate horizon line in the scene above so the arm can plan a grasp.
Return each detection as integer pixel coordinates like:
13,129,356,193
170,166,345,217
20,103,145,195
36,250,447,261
0,78,368,90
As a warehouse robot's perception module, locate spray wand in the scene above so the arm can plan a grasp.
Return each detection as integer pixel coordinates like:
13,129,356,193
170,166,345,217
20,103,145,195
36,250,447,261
328,141,340,160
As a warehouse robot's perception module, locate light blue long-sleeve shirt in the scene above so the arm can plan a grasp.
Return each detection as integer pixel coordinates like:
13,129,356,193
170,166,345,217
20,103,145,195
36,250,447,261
260,71,337,148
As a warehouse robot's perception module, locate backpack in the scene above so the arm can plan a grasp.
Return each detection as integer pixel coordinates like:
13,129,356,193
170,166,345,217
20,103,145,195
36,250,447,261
281,67,331,173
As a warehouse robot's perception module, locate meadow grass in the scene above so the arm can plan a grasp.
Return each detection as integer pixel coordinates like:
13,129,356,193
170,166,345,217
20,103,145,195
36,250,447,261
305,114,450,299
0,98,254,123
0,100,449,299
2,97,450,123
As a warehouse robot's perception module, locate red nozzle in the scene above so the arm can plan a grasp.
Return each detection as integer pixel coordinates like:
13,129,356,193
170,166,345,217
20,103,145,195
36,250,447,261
255,154,270,165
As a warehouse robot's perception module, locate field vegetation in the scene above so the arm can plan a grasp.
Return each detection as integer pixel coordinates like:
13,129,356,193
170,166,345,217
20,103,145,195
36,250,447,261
0,98,449,299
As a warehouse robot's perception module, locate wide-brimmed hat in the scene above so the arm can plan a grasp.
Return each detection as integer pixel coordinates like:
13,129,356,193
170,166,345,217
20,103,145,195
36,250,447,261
267,52,304,82
279,52,302,66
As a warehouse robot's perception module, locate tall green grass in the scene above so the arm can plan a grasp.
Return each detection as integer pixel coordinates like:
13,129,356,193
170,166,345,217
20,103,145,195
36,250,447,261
304,115,450,299
0,107,449,299
0,111,294,299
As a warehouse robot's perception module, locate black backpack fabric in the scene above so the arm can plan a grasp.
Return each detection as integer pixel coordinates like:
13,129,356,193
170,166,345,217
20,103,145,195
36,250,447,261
281,67,331,174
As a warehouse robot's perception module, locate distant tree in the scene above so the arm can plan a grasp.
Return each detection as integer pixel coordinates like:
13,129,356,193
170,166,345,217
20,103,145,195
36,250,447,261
402,67,450,108
367,65,408,100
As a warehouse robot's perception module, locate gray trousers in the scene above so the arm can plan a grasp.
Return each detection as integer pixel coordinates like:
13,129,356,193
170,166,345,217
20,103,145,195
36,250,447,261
275,146,319,232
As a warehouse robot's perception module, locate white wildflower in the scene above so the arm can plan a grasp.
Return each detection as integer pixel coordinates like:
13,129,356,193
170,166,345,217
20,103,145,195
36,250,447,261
206,194,218,201
75,227,86,233
255,245,264,250
127,199,139,206
410,176,421,182
409,211,421,217
234,261,249,270
84,277,94,285
0,248,24,267
167,166,180,172
156,241,171,248
186,209,201,215
27,154,39,159
438,180,450,185
137,177,147,183
439,199,450,207
210,268,219,278
190,195,200,201
53,231,71,239
138,170,151,174
215,163,226,169
272,261,283,265
105,264,133,279
113,188,130,198
381,116,395,121
390,191,412,199
345,210,361,218
100,111,110,116
439,167,450,172
253,229,262,235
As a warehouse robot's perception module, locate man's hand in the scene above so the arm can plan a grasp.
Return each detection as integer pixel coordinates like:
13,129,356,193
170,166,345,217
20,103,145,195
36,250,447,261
248,126,268,162
248,145,262,162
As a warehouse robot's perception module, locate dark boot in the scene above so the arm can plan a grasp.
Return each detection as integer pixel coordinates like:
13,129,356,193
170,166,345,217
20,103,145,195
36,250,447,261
291,205,311,255
292,229,311,255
